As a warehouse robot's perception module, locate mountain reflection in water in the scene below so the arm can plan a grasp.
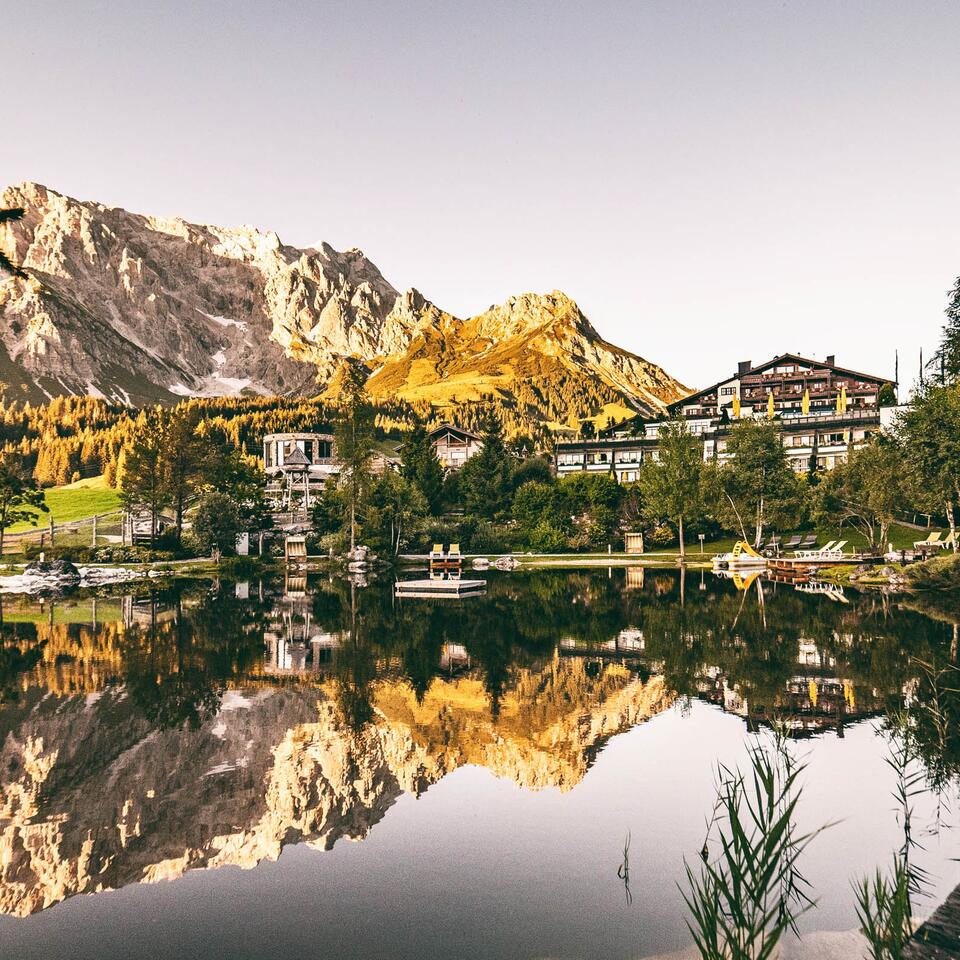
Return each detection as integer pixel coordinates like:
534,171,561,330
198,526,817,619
0,568,958,957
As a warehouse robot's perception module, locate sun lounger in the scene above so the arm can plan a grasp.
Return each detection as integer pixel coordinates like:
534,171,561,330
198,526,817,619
798,534,817,549
784,535,802,550
914,531,943,551
447,542,462,561
796,540,835,558
429,543,446,561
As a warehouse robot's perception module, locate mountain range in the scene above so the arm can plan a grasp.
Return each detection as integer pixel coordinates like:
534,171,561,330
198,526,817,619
0,182,686,422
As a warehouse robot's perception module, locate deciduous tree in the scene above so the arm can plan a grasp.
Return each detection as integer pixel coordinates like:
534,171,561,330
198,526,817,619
815,437,904,549
898,384,960,551
636,419,705,559
706,419,804,547
0,455,47,554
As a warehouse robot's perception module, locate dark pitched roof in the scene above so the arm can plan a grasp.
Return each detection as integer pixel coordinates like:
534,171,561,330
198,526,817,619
282,446,311,467
747,353,893,385
667,353,894,414
427,423,483,442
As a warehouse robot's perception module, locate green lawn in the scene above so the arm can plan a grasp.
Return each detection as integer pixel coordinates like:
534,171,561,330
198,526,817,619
9,475,122,532
643,522,926,558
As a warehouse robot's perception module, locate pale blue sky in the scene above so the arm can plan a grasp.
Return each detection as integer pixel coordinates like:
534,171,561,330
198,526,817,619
6,0,960,389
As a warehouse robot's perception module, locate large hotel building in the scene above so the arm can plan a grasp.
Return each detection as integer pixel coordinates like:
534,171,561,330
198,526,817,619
555,354,900,483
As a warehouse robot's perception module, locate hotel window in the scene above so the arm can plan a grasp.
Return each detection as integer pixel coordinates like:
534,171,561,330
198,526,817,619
719,386,736,396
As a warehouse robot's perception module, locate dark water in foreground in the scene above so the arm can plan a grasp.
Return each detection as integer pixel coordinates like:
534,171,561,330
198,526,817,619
0,568,958,959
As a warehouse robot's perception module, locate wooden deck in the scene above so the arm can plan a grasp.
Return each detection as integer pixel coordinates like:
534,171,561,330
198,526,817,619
394,578,487,599
905,881,960,958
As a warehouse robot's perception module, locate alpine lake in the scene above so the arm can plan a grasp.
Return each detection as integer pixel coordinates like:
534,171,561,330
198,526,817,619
0,565,958,960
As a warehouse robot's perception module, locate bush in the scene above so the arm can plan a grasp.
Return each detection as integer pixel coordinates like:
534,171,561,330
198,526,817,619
906,552,960,592
467,520,514,554
92,545,154,564
527,522,567,552
649,524,677,547
318,531,350,556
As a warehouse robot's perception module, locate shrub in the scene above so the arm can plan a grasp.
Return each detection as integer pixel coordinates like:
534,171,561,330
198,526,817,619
905,553,960,592
649,524,677,547
527,522,567,553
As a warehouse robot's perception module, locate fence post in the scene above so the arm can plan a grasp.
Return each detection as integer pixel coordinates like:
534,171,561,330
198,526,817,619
48,514,55,547
91,514,98,548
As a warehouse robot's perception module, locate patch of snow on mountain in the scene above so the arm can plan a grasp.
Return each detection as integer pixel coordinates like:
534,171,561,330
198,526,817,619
198,309,248,330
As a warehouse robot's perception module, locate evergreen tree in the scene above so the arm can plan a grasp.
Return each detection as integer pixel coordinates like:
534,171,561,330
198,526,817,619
191,492,240,559
401,425,444,514
163,408,207,542
459,416,514,521
931,276,960,385
334,361,376,551
120,410,170,544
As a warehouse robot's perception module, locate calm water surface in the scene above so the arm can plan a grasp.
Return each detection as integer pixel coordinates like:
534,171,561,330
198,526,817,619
0,568,958,959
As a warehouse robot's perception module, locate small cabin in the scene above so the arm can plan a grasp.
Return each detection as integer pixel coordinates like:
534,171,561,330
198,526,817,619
428,424,484,470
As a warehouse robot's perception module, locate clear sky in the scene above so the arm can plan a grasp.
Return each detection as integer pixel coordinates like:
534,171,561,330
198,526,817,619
7,0,960,390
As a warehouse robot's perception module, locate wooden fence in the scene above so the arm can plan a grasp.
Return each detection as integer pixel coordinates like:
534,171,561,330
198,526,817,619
2,511,126,555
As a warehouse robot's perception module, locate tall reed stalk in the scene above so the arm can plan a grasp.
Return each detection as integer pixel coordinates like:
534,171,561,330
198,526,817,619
681,734,828,960
854,717,930,960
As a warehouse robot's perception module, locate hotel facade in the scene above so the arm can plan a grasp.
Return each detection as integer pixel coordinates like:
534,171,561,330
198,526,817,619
555,354,900,482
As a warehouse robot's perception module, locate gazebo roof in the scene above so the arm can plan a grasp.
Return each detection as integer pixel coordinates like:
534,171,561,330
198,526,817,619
281,446,311,469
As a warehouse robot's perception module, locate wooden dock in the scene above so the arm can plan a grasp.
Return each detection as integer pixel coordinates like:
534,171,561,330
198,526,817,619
394,578,487,599
905,880,960,957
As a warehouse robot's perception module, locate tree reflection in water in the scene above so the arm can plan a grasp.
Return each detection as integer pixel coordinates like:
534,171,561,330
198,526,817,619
0,569,958,782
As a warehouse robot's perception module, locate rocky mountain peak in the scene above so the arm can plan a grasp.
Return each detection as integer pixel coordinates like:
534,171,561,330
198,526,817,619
0,183,686,418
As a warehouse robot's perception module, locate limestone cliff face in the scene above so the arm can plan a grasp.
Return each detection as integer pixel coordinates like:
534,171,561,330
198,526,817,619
365,290,687,415
0,182,686,414
0,661,672,916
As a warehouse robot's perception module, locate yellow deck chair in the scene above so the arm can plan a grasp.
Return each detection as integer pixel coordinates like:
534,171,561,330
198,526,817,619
447,542,462,560
430,543,446,561
914,531,943,549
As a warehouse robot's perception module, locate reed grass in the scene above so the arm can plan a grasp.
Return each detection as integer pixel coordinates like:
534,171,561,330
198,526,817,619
680,733,829,960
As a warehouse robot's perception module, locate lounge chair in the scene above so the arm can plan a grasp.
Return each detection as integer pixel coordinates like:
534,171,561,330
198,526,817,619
798,534,817,549
914,531,943,551
429,543,446,562
767,534,782,554
796,540,836,558
784,535,802,550
447,542,462,561
821,540,848,558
